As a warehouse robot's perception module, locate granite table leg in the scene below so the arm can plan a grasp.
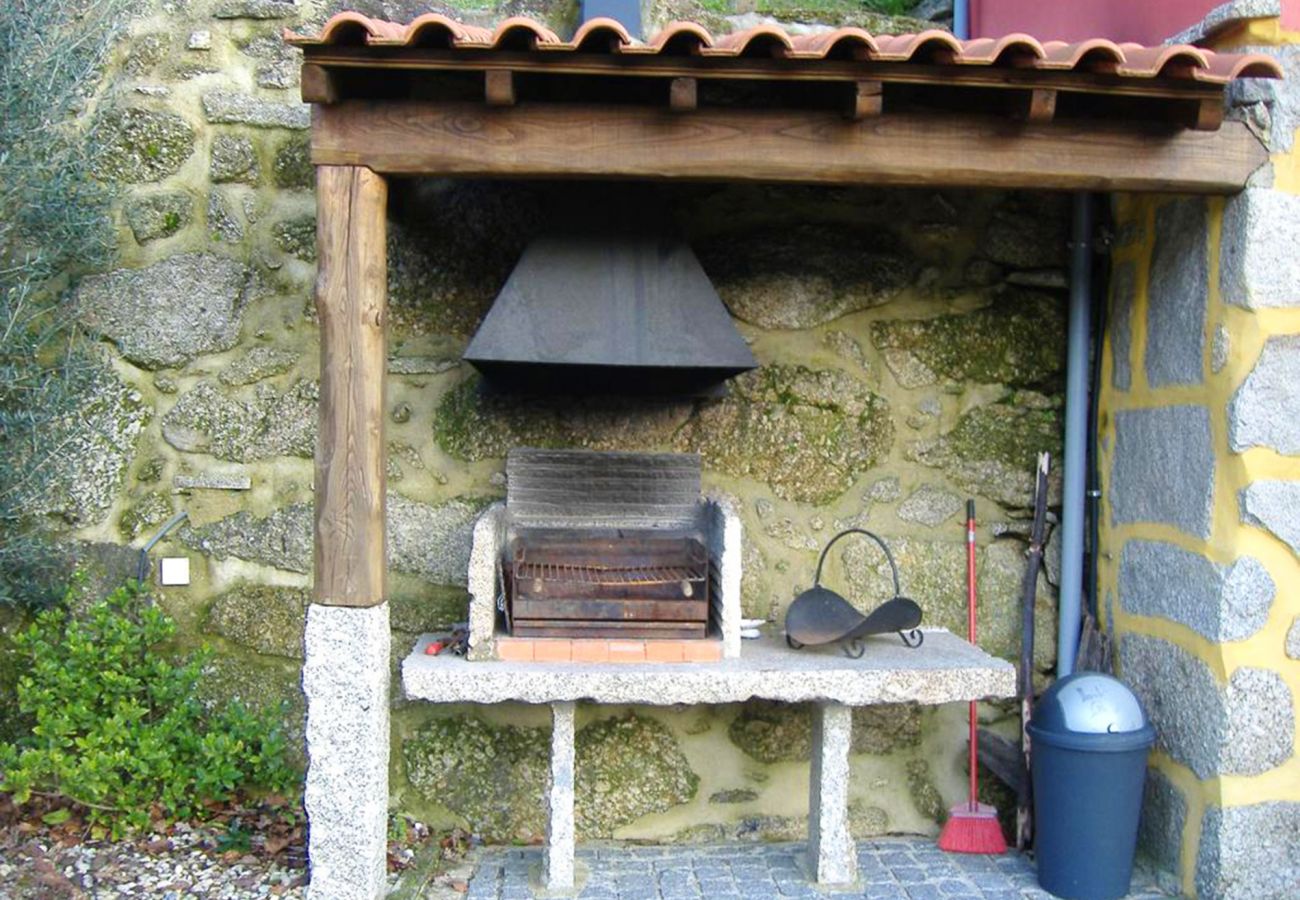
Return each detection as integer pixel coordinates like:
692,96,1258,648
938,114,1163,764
544,700,577,893
808,700,857,885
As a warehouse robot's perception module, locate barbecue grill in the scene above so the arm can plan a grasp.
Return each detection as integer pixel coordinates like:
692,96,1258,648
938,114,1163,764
508,533,710,638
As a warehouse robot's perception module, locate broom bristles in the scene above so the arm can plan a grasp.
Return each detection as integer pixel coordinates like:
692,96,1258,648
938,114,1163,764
937,802,1007,854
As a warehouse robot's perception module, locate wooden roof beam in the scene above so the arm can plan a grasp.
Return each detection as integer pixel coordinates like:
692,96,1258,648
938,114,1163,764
309,100,1267,194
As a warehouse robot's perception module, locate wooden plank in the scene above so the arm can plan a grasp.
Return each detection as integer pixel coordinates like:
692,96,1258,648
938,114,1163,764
669,77,697,112
303,48,1224,102
313,165,388,608
485,69,515,106
301,63,338,104
851,80,882,120
311,101,1267,194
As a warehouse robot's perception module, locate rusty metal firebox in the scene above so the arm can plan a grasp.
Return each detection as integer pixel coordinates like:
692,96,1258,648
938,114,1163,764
498,448,720,641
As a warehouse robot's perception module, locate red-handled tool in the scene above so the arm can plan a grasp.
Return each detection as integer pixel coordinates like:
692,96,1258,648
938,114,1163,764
938,499,1007,855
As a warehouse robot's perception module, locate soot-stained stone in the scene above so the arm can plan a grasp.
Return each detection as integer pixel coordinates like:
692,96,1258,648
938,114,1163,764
696,224,916,329
91,107,196,183
1119,540,1274,642
386,180,539,336
1196,802,1300,900
1229,335,1300,454
1146,198,1207,388
908,397,1062,509
162,380,316,460
870,291,1065,389
976,193,1069,270
124,191,194,243
1120,634,1294,779
76,254,255,369
1110,405,1215,539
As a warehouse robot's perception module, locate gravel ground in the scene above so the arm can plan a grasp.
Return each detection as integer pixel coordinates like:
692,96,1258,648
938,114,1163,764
0,822,314,899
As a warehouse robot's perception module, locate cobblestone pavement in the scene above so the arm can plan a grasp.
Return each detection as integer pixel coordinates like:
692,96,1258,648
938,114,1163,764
462,839,1174,900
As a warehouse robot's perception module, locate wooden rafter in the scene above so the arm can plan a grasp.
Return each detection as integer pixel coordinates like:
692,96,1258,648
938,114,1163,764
301,48,1227,103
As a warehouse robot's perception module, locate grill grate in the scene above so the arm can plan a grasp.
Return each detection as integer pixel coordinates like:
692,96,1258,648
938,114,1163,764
514,561,707,586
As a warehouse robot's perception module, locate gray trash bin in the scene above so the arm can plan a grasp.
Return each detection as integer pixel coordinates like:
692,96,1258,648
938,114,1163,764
1027,672,1156,900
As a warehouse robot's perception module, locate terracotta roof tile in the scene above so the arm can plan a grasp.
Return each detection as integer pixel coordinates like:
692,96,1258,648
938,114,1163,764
285,12,1284,85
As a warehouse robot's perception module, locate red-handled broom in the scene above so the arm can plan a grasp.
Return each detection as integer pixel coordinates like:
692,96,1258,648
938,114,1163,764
938,499,1007,855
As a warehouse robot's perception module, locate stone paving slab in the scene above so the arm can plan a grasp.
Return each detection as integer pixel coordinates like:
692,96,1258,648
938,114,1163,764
461,840,1173,900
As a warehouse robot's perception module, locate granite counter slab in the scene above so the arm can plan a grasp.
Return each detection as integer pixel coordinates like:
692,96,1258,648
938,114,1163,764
402,629,1016,706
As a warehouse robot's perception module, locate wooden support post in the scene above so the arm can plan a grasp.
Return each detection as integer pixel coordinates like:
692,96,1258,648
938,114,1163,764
850,80,882,120
301,63,338,104
314,165,388,609
669,77,697,112
486,70,516,107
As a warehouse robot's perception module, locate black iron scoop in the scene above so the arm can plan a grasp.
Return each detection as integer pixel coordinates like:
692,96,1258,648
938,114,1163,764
784,529,923,658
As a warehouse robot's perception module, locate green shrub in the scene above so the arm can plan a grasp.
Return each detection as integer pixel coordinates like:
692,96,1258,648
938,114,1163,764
0,584,299,837
0,0,135,609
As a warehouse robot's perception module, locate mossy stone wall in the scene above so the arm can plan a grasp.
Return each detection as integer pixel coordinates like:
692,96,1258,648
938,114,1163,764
27,0,1064,843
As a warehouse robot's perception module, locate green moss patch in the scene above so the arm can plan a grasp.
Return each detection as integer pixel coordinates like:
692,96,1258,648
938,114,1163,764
871,291,1066,389
403,712,697,840
728,700,922,762
92,107,195,183
682,364,893,505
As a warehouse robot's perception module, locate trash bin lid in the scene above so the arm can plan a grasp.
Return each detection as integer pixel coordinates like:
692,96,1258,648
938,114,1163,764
1032,672,1149,734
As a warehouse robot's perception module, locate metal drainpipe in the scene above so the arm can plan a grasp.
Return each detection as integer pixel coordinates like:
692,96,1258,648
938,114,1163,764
1057,193,1093,677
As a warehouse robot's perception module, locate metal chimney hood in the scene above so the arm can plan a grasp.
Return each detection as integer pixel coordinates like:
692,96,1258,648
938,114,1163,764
463,228,757,395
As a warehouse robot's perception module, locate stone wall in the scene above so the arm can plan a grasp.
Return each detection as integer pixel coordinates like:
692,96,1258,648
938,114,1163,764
1100,12,1300,898
28,0,1066,843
